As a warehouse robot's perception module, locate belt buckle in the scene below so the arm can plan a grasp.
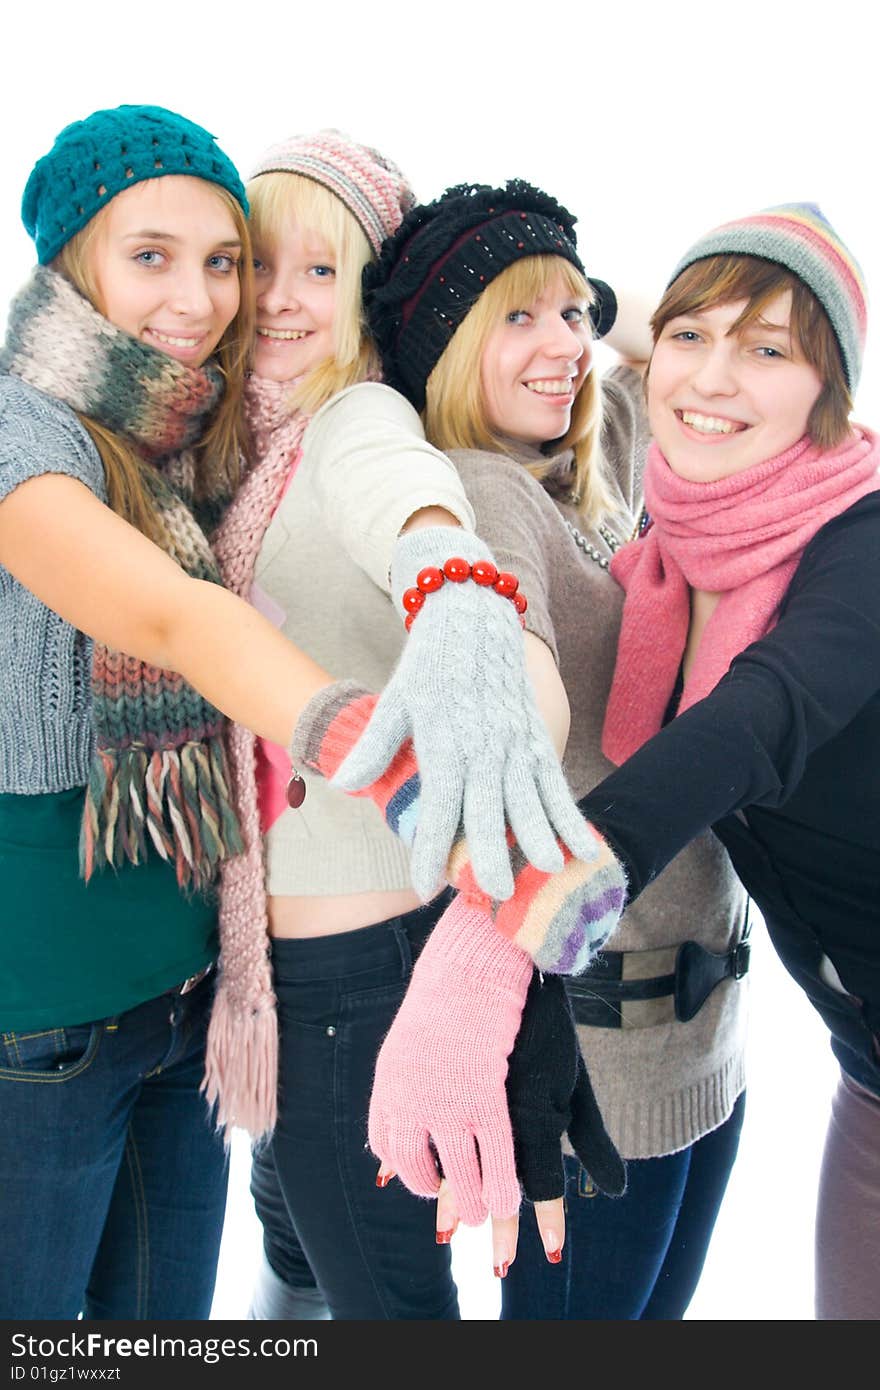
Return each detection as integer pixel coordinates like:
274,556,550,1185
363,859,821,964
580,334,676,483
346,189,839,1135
178,964,212,996
733,941,751,979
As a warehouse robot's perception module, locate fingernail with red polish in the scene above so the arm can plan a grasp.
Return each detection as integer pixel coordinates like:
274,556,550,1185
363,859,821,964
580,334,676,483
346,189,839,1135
543,1229,562,1264
376,1172,393,1188
494,1261,510,1279
436,1228,454,1244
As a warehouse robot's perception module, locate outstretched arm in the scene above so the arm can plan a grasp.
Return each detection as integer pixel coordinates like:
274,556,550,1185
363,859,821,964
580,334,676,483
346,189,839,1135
0,473,331,745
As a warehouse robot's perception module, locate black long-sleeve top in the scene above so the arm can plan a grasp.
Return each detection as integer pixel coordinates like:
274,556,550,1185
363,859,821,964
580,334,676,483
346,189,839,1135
579,493,880,1091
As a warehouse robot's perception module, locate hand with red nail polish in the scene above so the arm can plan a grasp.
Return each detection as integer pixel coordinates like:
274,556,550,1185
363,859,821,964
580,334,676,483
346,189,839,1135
368,894,531,1226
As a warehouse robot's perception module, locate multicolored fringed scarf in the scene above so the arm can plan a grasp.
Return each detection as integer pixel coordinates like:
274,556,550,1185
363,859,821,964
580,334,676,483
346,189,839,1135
204,374,310,1141
602,429,880,765
1,265,245,890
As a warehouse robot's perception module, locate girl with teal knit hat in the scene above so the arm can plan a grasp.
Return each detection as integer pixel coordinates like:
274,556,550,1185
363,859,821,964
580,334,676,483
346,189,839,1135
0,105,598,1319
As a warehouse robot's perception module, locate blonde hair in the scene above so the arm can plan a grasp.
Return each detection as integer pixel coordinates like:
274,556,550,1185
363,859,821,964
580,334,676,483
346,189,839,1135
54,186,254,540
423,256,614,525
246,171,379,414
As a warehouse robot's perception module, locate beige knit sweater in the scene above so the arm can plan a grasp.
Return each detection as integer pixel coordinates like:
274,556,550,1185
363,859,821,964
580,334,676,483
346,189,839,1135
450,365,748,1159
253,381,475,896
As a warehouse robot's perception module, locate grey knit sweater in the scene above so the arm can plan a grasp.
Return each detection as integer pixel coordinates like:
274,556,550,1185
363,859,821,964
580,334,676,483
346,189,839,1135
0,375,106,793
450,365,749,1159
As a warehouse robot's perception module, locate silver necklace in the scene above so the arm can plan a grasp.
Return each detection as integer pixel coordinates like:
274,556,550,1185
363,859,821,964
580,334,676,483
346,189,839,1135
563,518,622,569
564,509,648,569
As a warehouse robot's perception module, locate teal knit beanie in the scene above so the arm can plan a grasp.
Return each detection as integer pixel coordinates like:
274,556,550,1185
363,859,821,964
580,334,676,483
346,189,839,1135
668,203,867,394
22,105,248,264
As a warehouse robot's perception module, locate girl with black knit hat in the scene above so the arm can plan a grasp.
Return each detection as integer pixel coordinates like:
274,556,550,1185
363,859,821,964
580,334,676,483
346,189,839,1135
358,180,749,1318
370,194,880,1321
0,111,592,1320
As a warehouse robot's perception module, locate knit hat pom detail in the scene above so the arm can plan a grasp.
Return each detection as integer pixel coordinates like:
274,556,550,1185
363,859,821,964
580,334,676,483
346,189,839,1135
363,179,616,411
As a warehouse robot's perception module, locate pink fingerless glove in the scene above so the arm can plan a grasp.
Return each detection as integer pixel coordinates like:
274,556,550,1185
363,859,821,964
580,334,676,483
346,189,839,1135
367,893,533,1226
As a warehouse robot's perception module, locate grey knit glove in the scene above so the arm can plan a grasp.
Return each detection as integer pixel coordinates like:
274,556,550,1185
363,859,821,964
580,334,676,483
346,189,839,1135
331,527,596,901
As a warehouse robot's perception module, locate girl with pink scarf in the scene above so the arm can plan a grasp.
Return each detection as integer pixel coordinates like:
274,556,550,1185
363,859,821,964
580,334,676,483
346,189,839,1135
382,203,880,1320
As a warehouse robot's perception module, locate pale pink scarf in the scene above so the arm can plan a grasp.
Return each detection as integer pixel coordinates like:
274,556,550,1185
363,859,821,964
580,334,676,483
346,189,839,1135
202,375,309,1140
602,428,880,765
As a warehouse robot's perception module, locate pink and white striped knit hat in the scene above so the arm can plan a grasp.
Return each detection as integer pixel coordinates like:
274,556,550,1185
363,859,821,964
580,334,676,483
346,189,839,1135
248,129,415,255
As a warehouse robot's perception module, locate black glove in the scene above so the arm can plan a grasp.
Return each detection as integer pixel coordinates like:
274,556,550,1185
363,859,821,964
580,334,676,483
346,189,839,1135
506,970,627,1202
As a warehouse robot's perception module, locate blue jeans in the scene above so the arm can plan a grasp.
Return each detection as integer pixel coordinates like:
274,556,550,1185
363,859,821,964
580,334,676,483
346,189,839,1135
501,1091,746,1320
252,894,460,1320
0,972,228,1320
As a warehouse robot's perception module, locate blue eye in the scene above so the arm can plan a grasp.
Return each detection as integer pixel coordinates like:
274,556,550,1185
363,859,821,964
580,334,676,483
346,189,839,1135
310,264,335,278
208,253,238,274
672,329,702,343
755,345,784,359
563,306,586,323
507,310,530,325
253,257,267,273
134,249,165,267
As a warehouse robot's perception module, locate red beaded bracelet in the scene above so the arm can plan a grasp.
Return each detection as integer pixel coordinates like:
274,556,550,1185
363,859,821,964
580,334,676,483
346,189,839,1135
402,558,528,631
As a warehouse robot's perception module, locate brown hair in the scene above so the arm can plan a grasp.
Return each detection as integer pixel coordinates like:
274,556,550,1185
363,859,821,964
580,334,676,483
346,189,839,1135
424,255,615,525
650,254,852,449
54,187,254,541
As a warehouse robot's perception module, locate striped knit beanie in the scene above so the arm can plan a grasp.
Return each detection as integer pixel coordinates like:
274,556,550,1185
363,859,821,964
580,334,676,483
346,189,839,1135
248,130,414,256
22,105,248,265
364,179,617,412
669,203,867,393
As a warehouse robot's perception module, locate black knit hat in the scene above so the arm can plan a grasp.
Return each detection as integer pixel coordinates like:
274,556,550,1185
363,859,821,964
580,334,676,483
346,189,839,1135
363,179,617,411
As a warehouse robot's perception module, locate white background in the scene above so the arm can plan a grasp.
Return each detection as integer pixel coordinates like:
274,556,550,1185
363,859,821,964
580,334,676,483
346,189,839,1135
1,0,873,1320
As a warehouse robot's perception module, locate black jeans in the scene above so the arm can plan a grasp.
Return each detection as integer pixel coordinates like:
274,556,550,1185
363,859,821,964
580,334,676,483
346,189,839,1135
252,892,460,1320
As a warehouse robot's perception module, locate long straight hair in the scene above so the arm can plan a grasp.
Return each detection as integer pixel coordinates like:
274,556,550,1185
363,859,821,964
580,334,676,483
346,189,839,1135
423,255,615,525
54,186,255,540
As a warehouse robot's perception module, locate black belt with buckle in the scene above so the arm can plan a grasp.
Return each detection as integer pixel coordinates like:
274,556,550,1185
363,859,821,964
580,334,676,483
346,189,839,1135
565,916,751,1029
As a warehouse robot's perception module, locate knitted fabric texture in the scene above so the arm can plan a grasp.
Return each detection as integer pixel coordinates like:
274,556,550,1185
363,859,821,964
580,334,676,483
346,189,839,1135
602,430,880,765
506,971,626,1201
1,266,244,888
291,679,627,974
364,179,617,411
329,524,598,902
669,203,867,393
367,892,533,1225
22,104,248,264
248,129,414,256
202,374,310,1141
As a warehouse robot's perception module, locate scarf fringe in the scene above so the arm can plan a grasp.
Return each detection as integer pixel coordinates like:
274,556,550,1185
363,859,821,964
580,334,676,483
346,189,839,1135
79,738,245,891
201,987,278,1144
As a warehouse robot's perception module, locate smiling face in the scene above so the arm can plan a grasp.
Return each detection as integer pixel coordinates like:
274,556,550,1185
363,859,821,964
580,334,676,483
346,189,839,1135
88,175,242,368
251,218,338,383
479,270,593,446
648,291,824,482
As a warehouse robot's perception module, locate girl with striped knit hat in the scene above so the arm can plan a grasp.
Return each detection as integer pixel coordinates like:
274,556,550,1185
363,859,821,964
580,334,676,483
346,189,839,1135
202,131,607,1321
0,110,593,1320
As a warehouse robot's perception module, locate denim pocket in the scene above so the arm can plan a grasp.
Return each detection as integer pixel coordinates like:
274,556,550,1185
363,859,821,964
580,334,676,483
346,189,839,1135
0,1021,103,1082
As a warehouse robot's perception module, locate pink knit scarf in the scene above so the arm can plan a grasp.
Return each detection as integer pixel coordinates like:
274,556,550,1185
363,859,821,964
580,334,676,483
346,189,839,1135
202,375,310,1140
602,428,880,765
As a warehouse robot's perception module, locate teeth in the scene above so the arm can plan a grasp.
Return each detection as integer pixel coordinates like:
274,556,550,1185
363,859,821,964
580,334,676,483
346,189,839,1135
150,330,200,348
525,380,573,396
681,410,739,435
257,327,309,340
